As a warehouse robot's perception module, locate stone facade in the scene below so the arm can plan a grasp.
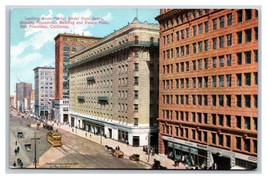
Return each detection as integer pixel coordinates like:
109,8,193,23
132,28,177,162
68,18,159,146
156,9,258,169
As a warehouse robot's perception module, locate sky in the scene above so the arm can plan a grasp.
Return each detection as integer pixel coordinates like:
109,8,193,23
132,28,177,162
9,8,160,95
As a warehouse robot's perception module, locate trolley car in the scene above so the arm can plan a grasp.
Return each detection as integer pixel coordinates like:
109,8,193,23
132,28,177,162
46,131,62,147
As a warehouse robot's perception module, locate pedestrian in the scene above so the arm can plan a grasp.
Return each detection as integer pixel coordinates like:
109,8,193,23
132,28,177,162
19,161,23,168
126,140,129,146
15,141,17,146
13,161,16,167
85,132,87,137
14,148,17,155
17,146,20,154
90,134,92,138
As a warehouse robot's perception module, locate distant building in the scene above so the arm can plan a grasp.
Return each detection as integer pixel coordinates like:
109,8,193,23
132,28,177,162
33,66,55,119
156,9,258,169
68,18,160,146
54,33,102,123
16,82,32,113
10,95,15,109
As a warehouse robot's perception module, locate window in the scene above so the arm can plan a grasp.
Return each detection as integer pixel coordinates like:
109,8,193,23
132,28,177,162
226,135,231,148
245,9,252,21
227,34,232,46
219,36,224,48
204,77,208,87
245,73,251,86
254,95,258,108
213,57,217,68
219,75,224,87
192,112,196,122
134,90,138,99
227,13,232,26
186,45,190,55
193,78,196,88
212,76,217,87
236,116,241,128
213,38,217,49
236,137,241,150
212,133,216,144
198,59,202,70
219,134,223,146
204,21,209,33
198,41,203,52
245,95,251,108
204,40,209,51
71,44,77,52
204,95,208,105
198,24,203,35
134,63,139,71
198,77,202,88
186,62,189,71
219,56,224,67
219,115,224,126
176,48,179,57
204,58,208,69
219,95,224,106
254,72,258,85
255,27,258,40
134,118,138,126
237,52,242,65
186,28,190,38
237,74,242,86
253,117,257,131
212,95,217,106
254,50,258,63
198,131,202,141
227,74,232,87
176,31,180,41
236,95,242,107
245,29,252,42
181,30,185,39
237,31,242,44
193,25,197,36
244,139,250,152
213,19,217,30
134,104,138,111
204,131,208,142
237,10,243,23
134,77,138,85
212,114,217,125
192,95,196,105
198,112,202,123
227,54,232,66
193,43,197,53
220,16,225,28
226,115,231,127
245,51,251,64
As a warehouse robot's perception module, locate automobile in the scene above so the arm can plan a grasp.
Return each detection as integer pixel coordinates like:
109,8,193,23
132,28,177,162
129,154,140,161
17,132,24,138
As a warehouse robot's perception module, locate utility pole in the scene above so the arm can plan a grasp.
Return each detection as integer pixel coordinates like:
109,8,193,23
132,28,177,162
31,132,40,168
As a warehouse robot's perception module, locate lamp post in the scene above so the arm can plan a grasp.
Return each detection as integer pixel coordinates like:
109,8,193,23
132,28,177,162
31,132,40,168
147,132,151,162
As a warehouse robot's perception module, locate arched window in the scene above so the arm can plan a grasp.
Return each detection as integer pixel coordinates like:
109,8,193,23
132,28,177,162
63,44,69,51
72,44,77,52
80,45,86,50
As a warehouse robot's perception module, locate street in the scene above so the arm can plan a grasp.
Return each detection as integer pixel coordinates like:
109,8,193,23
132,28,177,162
9,115,148,169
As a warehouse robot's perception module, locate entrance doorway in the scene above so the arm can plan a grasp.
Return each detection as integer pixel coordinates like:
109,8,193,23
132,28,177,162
108,128,112,138
132,136,140,147
71,117,75,127
63,114,68,123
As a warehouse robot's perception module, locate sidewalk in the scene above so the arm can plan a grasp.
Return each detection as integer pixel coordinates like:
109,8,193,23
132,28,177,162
51,122,186,170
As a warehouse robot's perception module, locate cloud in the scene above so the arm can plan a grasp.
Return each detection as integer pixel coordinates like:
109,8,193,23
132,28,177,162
103,13,112,21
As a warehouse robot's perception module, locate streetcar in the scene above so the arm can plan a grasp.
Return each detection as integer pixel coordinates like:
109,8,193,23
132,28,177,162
46,131,62,147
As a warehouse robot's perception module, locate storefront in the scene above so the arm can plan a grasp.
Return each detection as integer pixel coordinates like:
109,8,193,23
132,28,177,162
83,121,104,135
167,141,207,168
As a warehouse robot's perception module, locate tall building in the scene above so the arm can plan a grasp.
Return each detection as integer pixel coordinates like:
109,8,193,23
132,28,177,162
33,66,55,119
68,18,159,146
16,82,32,113
54,33,102,123
156,9,258,169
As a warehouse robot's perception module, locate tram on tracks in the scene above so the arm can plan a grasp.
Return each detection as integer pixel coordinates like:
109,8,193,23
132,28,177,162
46,131,62,147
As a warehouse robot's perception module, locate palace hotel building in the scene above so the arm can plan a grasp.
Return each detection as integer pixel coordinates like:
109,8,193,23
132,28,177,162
68,18,159,146
54,33,102,123
156,9,258,169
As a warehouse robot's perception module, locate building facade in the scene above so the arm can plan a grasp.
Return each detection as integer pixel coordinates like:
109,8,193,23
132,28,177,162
156,9,258,169
16,82,32,113
68,18,159,147
54,33,102,123
33,66,55,119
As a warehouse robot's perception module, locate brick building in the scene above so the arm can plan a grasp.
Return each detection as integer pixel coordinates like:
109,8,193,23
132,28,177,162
16,82,32,113
156,9,258,169
68,18,159,146
54,33,102,123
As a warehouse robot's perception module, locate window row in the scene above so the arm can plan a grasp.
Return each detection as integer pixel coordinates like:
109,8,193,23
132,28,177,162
162,94,258,108
162,72,258,89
